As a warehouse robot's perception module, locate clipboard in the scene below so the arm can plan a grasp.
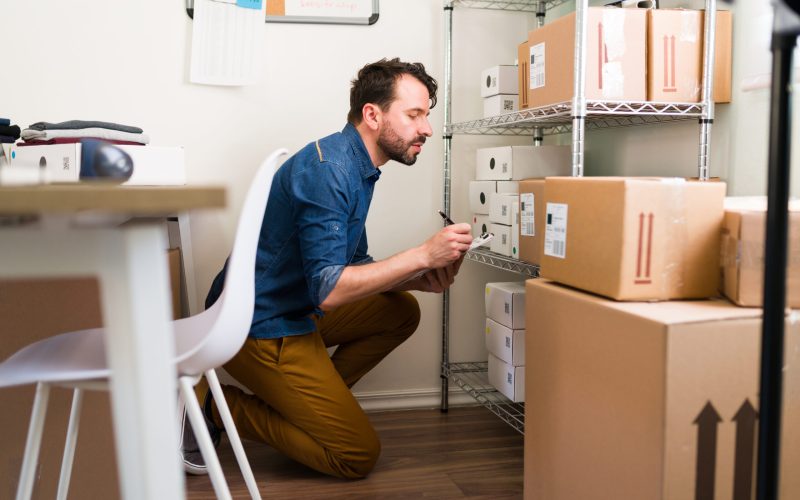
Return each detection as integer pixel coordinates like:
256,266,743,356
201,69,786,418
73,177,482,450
186,0,379,25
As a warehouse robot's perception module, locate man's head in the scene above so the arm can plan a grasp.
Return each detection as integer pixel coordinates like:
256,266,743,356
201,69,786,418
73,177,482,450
349,58,438,166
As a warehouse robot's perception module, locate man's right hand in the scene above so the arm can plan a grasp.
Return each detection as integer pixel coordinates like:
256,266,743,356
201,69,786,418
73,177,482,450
419,223,473,269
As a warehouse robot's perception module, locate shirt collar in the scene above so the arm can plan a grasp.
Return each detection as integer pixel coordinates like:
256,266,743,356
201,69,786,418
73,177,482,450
342,123,381,181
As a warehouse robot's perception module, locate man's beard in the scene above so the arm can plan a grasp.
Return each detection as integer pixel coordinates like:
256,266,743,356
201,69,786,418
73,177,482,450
377,122,425,166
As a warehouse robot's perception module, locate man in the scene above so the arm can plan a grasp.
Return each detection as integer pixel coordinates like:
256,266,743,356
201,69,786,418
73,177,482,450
183,58,474,479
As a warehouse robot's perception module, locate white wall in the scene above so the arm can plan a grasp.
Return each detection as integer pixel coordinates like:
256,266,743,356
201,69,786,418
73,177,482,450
0,0,792,408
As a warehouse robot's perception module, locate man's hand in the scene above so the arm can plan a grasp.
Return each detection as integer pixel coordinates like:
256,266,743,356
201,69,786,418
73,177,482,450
412,253,466,293
420,223,472,268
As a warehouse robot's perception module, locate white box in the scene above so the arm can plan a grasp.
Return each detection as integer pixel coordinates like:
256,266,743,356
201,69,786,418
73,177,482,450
489,192,518,225
481,65,519,97
486,318,525,366
475,145,571,180
9,144,186,185
496,180,519,194
485,281,526,329
490,223,513,257
488,353,525,402
511,201,520,260
469,180,496,214
472,214,490,238
483,94,519,118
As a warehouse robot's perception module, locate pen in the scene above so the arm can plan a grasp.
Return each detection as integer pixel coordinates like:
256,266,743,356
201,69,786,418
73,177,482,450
437,210,455,226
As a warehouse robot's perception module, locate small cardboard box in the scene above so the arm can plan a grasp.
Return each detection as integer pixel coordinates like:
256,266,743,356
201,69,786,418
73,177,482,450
721,197,800,307
490,223,513,257
488,354,525,402
527,7,647,108
648,9,732,103
489,192,518,225
472,214,490,238
9,144,187,185
476,145,571,181
483,94,519,118
486,318,525,366
497,180,519,194
481,65,519,97
518,179,546,265
540,177,726,301
469,180,496,214
518,40,530,109
524,279,800,500
485,281,526,329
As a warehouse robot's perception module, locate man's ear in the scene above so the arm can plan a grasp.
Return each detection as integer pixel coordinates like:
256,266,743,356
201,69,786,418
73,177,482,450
361,103,382,131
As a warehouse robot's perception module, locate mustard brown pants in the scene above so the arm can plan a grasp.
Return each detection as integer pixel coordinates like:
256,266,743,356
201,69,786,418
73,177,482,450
217,291,420,479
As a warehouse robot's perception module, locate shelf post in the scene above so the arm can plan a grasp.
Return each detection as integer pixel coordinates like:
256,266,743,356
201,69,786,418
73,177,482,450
697,0,717,180
533,1,547,147
571,0,589,177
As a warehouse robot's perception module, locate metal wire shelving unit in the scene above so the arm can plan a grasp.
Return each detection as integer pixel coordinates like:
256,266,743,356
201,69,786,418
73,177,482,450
440,0,719,435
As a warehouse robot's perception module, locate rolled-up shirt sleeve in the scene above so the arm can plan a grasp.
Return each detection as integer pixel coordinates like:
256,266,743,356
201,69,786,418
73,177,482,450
292,161,353,306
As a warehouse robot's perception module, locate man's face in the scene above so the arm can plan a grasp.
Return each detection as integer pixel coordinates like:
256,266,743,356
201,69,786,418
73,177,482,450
376,74,433,166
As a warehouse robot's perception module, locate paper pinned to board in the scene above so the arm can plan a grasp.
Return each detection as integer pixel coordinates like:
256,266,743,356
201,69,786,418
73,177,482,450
190,0,266,86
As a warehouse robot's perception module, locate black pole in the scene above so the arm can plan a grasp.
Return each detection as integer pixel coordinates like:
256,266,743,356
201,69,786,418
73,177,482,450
756,28,796,500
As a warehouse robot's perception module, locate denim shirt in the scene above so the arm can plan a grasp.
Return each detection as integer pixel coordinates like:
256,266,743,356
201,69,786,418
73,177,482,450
205,124,380,339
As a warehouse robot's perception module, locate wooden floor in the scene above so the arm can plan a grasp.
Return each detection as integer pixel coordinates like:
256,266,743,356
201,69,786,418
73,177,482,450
186,405,523,499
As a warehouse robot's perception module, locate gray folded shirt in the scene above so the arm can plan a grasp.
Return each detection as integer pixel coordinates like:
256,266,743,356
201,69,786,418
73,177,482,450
28,120,143,134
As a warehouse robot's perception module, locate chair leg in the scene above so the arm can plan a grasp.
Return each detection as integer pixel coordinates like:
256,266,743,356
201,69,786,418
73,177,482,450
178,376,232,500
56,389,83,500
17,382,51,500
205,369,262,500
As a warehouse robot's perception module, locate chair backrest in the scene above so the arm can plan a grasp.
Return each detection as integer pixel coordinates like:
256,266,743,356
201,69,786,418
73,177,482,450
174,148,287,375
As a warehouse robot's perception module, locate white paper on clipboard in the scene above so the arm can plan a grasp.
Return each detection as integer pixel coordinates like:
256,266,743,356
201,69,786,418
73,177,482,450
190,0,266,86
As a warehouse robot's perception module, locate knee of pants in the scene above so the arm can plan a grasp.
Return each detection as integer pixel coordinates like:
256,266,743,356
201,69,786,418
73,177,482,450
333,428,382,479
388,291,421,336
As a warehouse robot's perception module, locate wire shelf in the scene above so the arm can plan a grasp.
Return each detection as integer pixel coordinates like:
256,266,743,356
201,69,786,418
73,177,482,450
466,247,540,277
444,361,525,434
447,100,705,136
451,0,568,11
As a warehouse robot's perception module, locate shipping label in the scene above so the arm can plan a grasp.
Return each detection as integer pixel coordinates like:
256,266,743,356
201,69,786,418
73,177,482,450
530,43,545,90
544,202,568,259
520,193,535,236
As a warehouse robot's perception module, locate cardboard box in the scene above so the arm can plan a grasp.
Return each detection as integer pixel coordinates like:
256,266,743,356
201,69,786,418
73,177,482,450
518,179,546,265
518,40,530,109
489,193,518,225
469,181,495,214
481,65,519,97
527,7,647,108
648,9,732,103
476,145,571,181
9,144,187,185
483,94,518,118
488,354,525,402
490,223,513,257
524,279,800,500
486,318,525,366
485,281,526,329
721,197,800,307
540,177,725,300
472,214,490,238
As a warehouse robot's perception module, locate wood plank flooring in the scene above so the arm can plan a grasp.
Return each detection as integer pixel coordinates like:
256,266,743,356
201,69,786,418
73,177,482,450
186,405,523,499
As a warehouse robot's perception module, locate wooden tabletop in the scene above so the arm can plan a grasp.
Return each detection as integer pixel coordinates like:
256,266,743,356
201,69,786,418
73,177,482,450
0,184,226,215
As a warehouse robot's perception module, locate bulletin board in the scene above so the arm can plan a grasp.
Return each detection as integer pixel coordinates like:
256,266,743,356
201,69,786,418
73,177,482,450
265,0,379,25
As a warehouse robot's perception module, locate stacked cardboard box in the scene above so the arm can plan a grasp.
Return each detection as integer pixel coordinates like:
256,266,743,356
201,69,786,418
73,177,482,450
485,282,526,402
481,65,519,118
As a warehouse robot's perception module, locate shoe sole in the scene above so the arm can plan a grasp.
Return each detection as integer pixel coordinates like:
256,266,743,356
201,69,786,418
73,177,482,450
179,407,209,476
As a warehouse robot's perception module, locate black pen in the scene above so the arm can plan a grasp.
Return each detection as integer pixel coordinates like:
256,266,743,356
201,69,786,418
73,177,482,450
437,210,455,226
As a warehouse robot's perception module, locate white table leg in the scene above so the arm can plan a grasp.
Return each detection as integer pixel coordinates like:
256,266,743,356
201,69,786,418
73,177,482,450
97,223,185,500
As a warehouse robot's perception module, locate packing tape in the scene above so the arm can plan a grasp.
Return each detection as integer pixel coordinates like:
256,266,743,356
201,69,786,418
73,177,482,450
660,178,689,299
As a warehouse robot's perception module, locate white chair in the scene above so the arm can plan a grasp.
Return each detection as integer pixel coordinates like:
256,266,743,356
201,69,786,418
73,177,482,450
0,148,288,500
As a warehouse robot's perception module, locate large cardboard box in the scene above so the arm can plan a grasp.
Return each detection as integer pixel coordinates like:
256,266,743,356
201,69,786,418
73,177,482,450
9,144,187,185
476,145,571,181
524,279,800,500
517,40,530,109
540,177,726,300
518,179,546,265
648,9,733,103
721,197,800,307
527,7,647,108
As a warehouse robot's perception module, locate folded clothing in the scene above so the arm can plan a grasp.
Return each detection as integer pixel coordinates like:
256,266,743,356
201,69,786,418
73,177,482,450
0,135,15,143
21,127,149,144
0,118,10,126
28,120,143,134
0,125,20,139
17,138,145,146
